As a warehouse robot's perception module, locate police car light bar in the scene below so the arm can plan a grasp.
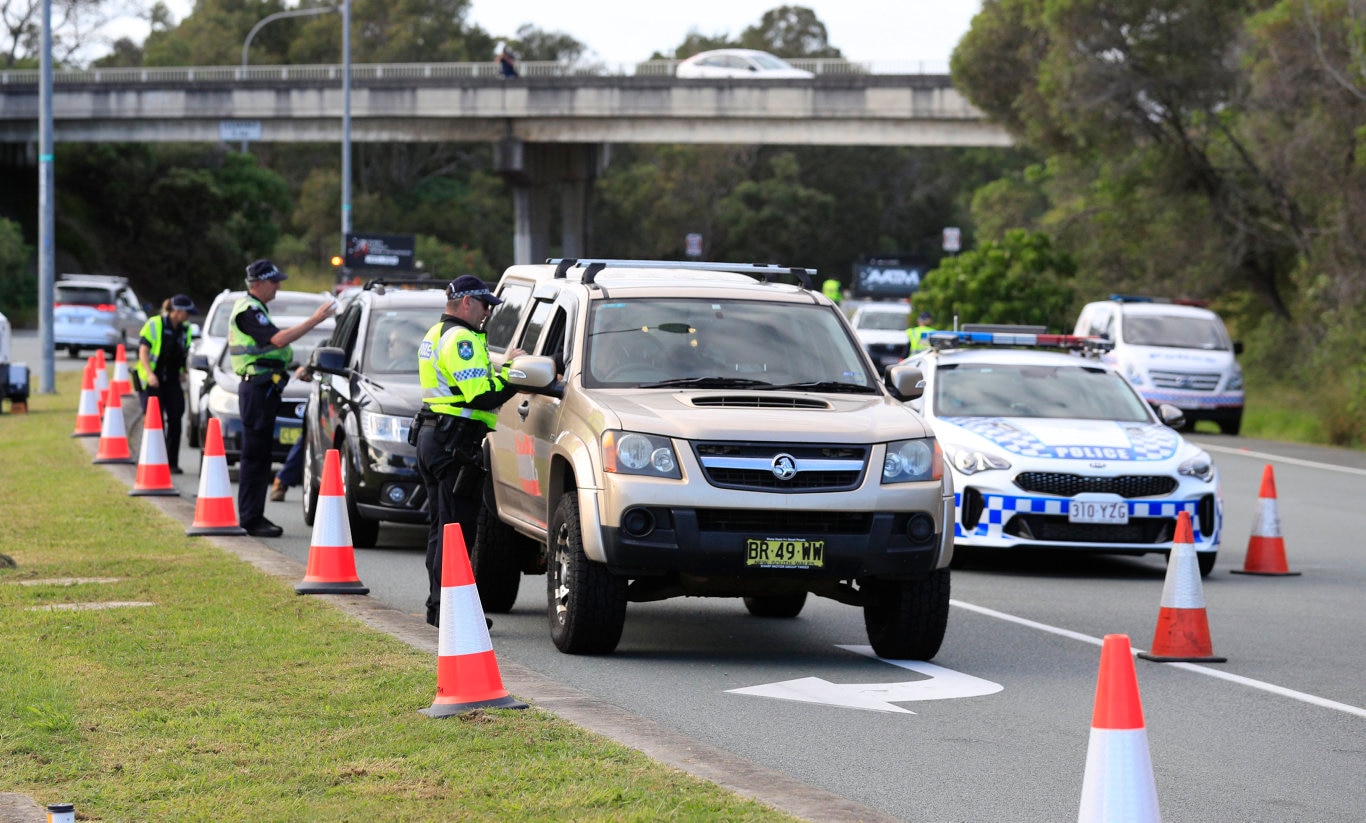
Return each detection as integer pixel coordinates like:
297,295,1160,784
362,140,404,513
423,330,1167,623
926,330,1114,353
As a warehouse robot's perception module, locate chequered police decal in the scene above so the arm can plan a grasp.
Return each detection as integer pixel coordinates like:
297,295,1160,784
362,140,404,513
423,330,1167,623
940,417,1178,461
953,492,1212,542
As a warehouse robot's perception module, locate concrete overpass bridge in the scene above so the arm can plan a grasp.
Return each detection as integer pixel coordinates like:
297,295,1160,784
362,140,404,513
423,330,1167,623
0,61,1010,263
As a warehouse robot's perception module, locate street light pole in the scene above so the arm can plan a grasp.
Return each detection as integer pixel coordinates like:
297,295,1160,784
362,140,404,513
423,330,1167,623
240,5,338,152
341,0,352,262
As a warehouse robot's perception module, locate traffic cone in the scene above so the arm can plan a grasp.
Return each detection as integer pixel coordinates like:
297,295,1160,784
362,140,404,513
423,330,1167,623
92,384,135,464
93,349,110,414
1079,634,1160,823
112,343,135,397
1231,464,1300,577
1138,511,1226,663
295,449,370,595
71,359,102,437
186,417,247,536
420,522,527,717
129,395,179,497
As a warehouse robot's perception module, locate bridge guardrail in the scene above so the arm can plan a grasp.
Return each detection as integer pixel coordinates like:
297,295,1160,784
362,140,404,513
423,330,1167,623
0,59,950,86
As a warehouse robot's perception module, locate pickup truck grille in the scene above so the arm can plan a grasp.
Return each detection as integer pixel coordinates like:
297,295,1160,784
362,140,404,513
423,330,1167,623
697,509,872,534
694,442,867,492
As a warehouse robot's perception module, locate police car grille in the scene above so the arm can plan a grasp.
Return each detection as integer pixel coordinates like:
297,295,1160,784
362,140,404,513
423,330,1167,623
695,442,867,492
697,509,871,534
1005,515,1172,544
1148,370,1221,391
1015,473,1177,498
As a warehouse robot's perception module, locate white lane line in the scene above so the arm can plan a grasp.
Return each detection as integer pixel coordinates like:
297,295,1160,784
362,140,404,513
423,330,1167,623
951,599,1366,720
1198,443,1366,477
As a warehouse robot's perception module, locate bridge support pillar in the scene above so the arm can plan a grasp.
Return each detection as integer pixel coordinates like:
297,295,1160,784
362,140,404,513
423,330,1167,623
496,139,606,265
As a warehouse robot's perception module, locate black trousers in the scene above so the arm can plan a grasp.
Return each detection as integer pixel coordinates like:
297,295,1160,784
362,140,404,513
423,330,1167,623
416,423,482,622
138,381,185,470
237,376,282,528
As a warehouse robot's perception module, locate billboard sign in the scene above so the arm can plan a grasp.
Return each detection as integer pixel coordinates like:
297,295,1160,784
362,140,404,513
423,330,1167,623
851,254,930,299
344,233,416,270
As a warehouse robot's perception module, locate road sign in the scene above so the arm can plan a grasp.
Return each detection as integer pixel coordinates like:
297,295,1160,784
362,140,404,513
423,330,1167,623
727,645,1002,713
219,120,261,142
942,227,962,253
344,233,416,270
685,233,703,258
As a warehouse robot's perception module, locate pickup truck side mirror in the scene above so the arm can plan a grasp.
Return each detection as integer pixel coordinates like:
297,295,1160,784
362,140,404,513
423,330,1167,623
884,363,925,401
504,355,562,398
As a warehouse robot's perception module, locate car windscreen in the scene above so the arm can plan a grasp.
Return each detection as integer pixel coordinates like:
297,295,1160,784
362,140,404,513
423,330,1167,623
934,363,1152,421
1122,314,1231,350
362,308,436,375
585,298,877,389
857,310,909,331
55,286,116,307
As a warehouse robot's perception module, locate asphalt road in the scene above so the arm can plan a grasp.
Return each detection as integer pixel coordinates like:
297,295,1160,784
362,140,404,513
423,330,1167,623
26,331,1366,822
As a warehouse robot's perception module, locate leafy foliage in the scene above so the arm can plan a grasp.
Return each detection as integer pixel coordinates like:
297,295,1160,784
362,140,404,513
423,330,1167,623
915,229,1077,332
0,217,34,322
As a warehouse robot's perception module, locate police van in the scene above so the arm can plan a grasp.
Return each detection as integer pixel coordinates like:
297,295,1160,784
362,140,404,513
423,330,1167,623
1073,296,1244,434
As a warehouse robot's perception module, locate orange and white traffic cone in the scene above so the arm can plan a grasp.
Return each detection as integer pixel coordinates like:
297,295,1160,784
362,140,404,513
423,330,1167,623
1139,511,1226,663
112,343,135,397
93,349,110,414
186,417,247,536
1231,464,1300,577
129,395,179,497
295,449,370,595
1079,634,1161,823
71,359,103,437
420,522,527,717
92,384,135,464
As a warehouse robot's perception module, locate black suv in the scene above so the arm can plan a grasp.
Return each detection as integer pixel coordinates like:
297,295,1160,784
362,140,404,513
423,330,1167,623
302,280,448,546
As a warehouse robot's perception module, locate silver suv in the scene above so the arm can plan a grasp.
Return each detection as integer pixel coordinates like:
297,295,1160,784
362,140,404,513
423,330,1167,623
53,274,147,358
479,259,954,658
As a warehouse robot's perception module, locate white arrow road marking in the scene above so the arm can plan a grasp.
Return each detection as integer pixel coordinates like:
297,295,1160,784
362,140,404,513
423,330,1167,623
726,644,1003,714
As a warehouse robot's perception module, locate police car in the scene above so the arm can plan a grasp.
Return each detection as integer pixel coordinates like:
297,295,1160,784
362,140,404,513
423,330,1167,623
899,327,1222,575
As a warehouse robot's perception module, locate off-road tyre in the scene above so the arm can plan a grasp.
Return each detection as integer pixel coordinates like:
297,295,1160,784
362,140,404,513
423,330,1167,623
547,492,626,654
471,502,523,613
862,569,950,660
743,593,808,618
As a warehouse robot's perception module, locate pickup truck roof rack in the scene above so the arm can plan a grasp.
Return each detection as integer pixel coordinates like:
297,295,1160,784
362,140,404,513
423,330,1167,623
548,258,817,291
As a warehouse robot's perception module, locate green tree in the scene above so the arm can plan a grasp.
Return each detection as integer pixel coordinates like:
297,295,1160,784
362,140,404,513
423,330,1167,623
713,152,836,265
0,217,34,322
915,229,1076,331
739,5,841,58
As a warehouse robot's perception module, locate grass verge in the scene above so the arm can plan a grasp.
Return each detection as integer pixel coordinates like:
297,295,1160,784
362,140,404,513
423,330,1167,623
0,373,793,822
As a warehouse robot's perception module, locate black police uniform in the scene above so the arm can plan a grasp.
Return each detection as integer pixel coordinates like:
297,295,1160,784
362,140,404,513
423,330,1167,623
234,303,286,535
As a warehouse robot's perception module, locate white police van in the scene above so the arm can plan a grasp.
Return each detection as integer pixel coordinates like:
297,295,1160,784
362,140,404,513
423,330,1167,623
1073,296,1244,434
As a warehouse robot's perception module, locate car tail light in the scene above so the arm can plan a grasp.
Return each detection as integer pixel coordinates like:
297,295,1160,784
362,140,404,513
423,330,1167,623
54,302,116,312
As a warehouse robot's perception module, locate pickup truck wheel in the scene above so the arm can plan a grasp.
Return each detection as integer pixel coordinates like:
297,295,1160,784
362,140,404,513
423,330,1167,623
743,593,807,618
341,442,380,548
862,569,950,660
472,504,521,613
547,493,626,655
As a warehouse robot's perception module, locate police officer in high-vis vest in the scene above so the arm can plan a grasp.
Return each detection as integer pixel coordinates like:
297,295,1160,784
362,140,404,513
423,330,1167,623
908,310,938,354
136,293,197,474
230,259,335,538
414,274,526,626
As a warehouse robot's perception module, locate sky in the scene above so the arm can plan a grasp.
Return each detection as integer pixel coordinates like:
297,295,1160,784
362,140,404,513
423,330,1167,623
104,1,982,71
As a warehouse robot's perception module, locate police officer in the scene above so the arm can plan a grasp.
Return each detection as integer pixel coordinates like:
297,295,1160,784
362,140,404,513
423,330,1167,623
822,278,843,304
415,274,525,626
908,310,938,354
136,294,197,474
230,260,335,538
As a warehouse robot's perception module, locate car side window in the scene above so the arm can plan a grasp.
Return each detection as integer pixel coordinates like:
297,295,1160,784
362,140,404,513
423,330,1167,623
485,282,533,354
332,302,362,357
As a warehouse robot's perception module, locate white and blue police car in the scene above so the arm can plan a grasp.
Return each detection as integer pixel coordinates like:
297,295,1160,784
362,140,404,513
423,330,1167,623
898,327,1222,575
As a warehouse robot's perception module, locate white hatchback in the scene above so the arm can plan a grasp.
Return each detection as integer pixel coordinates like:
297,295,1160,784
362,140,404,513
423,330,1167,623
900,329,1222,575
676,49,814,79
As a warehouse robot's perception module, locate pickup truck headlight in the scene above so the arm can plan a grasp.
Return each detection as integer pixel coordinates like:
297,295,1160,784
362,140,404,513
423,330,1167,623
603,431,680,479
361,410,411,443
882,438,942,484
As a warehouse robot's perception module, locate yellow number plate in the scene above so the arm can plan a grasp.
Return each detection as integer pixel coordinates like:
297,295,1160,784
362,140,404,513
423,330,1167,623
745,538,825,569
278,426,301,445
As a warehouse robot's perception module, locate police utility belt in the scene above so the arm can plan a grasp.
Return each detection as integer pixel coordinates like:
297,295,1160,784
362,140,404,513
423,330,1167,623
240,366,288,387
410,408,486,468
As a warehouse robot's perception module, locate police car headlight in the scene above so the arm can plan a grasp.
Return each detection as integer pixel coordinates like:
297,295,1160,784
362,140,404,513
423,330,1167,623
207,387,237,417
950,448,1012,476
1179,452,1215,483
1228,367,1244,391
361,410,411,443
1124,364,1146,386
882,438,940,484
603,431,680,479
